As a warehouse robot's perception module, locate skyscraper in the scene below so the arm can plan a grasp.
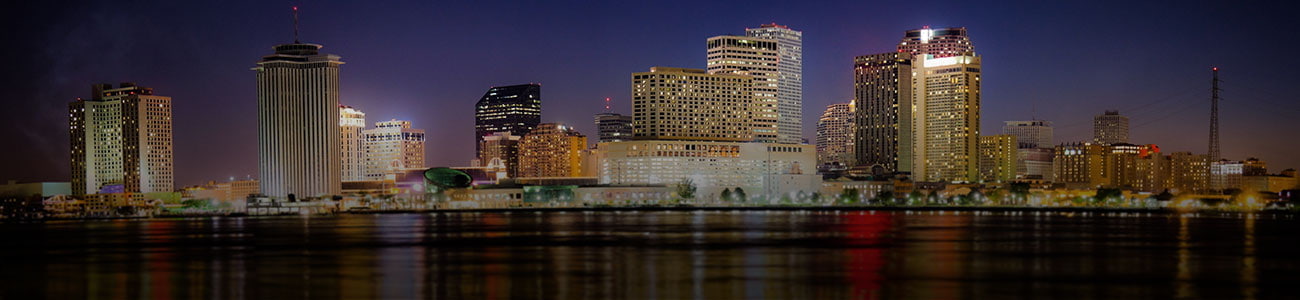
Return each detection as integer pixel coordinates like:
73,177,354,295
745,23,803,144
518,123,586,178
340,105,366,182
978,135,1017,183
1002,120,1053,149
898,26,974,58
912,54,982,182
254,41,344,198
815,102,854,166
594,113,633,143
1093,110,1129,145
362,119,426,180
706,35,779,143
69,83,174,195
631,67,755,142
853,52,913,175
475,84,542,152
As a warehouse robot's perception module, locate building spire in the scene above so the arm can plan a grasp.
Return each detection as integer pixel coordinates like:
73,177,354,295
292,6,300,43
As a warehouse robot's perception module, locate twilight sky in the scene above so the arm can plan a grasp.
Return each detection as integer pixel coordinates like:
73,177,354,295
2,0,1298,186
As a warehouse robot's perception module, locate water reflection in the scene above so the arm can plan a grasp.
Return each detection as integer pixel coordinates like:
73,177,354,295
1,211,1297,299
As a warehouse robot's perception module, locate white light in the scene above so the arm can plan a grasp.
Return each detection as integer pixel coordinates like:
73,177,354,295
920,29,934,43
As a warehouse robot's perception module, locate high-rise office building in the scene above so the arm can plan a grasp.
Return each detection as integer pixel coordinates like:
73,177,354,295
475,84,541,152
254,41,344,198
340,105,367,182
898,26,974,58
978,135,1017,183
69,83,173,195
518,123,586,178
745,23,803,144
706,35,779,143
816,102,855,166
631,67,755,142
594,113,633,143
912,54,982,182
853,52,913,175
362,119,426,180
1093,110,1129,145
1002,120,1053,149
479,132,522,178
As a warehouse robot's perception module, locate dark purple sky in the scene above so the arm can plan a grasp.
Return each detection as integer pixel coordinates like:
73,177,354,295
3,0,1298,187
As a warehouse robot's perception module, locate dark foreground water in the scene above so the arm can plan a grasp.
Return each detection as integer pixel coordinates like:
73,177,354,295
1,210,1298,299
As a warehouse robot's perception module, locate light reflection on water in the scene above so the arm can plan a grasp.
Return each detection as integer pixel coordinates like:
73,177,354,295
1,210,1298,299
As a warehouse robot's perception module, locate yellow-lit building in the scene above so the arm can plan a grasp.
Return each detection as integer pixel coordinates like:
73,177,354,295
978,135,1017,183
706,36,780,143
912,54,981,182
631,67,755,142
518,123,586,178
1134,145,1169,192
1053,143,1109,188
1168,152,1210,194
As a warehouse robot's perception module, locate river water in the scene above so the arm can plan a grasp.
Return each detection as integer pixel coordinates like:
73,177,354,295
1,210,1296,299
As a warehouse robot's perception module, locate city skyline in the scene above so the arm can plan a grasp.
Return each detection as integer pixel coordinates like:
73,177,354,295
3,0,1297,187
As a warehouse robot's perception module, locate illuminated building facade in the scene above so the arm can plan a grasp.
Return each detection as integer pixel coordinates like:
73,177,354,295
255,42,344,198
362,120,426,180
1168,152,1210,193
706,36,779,142
518,123,586,178
479,132,522,178
912,54,982,182
475,84,541,152
978,135,1017,183
631,67,754,142
745,23,804,144
1135,151,1171,192
594,113,633,143
69,83,173,195
853,52,913,175
1107,143,1145,189
1093,110,1129,145
815,102,855,166
898,27,973,58
340,105,367,181
1053,143,1109,188
590,140,819,197
1210,159,1245,191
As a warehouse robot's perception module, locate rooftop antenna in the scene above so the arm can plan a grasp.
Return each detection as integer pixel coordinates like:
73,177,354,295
603,97,612,113
292,6,300,43
1209,67,1221,161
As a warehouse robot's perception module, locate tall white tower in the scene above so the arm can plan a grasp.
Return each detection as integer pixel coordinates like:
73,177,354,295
254,41,344,198
746,24,803,144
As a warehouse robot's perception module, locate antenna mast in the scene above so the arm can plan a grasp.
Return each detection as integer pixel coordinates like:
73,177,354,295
292,6,300,43
1209,67,1221,162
